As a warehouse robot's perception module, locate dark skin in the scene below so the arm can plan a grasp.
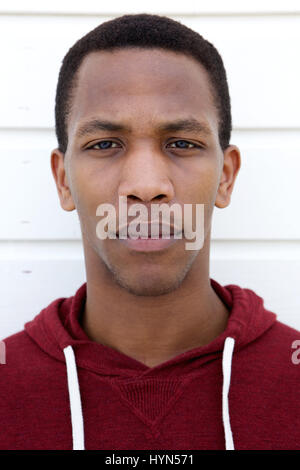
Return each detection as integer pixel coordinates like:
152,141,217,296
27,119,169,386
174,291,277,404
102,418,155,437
51,48,241,368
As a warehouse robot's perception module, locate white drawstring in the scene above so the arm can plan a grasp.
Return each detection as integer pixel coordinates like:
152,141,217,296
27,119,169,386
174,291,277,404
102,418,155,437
63,339,235,451
222,337,235,450
63,345,85,450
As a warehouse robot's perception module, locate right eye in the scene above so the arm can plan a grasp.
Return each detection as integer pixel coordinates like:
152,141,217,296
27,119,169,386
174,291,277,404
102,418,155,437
86,140,121,150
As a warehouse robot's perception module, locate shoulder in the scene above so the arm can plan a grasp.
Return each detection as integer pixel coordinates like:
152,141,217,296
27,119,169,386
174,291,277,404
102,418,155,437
237,319,300,384
269,320,300,372
0,328,65,384
0,329,36,367
261,319,300,354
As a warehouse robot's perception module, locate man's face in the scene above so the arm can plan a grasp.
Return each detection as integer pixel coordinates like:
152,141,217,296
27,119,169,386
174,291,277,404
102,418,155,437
52,48,239,296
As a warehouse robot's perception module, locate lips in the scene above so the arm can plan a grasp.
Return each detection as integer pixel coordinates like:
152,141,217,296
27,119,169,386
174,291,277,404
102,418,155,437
116,222,181,239
117,233,180,252
115,223,183,252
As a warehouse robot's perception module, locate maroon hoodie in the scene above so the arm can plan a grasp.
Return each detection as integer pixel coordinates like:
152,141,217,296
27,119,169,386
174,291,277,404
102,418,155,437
1,278,300,450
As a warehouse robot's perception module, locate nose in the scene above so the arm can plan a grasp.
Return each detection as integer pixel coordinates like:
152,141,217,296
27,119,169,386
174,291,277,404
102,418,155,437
117,146,175,204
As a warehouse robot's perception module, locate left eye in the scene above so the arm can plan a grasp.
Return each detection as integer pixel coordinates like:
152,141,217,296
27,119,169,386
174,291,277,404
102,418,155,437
168,140,199,149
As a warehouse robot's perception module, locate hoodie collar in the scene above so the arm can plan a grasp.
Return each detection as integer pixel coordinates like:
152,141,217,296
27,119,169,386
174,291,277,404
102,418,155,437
25,278,276,379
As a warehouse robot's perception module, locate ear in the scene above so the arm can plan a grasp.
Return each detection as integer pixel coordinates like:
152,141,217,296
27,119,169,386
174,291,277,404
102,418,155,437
215,145,241,209
50,148,75,211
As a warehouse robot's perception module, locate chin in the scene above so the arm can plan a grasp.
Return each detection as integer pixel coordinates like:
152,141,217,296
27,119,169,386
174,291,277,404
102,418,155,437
110,266,190,297
98,244,199,296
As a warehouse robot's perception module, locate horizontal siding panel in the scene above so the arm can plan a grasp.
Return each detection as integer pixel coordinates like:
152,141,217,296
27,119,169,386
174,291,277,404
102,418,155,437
211,131,300,239
0,145,82,239
211,240,300,260
1,256,299,338
0,130,299,240
0,240,84,260
210,258,300,332
1,1,300,14
0,259,86,338
0,15,299,128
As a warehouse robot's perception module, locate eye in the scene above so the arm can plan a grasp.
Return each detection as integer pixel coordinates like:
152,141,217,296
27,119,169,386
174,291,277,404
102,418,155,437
167,140,202,149
86,140,120,150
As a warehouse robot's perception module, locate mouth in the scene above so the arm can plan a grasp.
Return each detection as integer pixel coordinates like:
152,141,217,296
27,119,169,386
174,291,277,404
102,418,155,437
116,223,180,238
116,232,175,239
115,224,182,252
117,234,179,252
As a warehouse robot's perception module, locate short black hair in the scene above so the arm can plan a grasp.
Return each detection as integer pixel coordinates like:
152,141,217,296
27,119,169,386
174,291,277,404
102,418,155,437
55,13,232,153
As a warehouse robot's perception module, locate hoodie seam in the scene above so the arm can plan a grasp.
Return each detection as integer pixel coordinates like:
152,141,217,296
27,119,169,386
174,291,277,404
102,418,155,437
108,373,195,431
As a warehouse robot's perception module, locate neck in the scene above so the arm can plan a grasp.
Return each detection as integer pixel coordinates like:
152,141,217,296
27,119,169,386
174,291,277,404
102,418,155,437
81,239,229,368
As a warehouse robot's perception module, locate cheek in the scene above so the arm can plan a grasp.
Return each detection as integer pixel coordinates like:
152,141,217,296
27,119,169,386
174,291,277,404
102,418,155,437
69,162,112,216
183,163,220,231
185,162,220,203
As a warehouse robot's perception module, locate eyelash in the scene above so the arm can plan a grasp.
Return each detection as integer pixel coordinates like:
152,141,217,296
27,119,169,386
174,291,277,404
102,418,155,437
86,140,203,151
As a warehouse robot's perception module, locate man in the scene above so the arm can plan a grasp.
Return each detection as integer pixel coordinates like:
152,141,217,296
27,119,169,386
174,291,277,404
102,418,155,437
1,13,299,451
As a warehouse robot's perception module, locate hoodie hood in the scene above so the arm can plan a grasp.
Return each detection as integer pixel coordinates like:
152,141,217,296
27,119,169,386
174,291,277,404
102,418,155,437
24,278,277,450
24,278,276,379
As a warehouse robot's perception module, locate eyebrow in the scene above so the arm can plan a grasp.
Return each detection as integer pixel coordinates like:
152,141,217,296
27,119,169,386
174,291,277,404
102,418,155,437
74,117,212,139
158,118,212,136
75,119,128,138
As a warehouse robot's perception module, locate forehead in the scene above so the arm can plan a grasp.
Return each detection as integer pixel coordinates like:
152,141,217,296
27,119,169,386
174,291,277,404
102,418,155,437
68,48,218,136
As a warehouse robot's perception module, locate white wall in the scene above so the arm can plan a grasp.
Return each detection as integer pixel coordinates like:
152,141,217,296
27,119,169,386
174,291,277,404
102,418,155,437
1,1,300,337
